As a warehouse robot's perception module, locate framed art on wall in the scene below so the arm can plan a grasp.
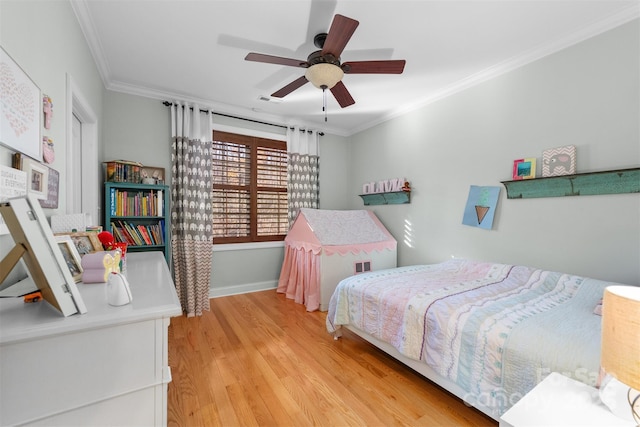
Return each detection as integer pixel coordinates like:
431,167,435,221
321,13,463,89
0,47,41,160
462,185,501,230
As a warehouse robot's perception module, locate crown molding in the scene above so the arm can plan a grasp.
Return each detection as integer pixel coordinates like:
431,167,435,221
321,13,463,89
106,80,348,136
349,5,640,136
70,0,111,87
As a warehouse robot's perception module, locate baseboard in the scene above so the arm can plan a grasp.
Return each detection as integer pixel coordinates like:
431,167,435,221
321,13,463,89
209,280,278,298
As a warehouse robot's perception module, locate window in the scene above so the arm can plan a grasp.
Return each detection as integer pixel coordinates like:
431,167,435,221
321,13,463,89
211,130,288,244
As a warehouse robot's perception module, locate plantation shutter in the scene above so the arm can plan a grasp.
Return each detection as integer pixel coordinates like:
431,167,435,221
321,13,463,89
212,131,287,243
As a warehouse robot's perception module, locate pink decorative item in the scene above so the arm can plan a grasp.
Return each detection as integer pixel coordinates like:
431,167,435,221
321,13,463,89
81,250,121,283
42,136,54,163
43,95,53,129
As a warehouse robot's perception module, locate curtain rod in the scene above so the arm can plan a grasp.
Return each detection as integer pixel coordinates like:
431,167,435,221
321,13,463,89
162,101,324,136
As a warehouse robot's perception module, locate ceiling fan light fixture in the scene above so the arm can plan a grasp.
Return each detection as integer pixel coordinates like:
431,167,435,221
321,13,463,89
305,63,344,90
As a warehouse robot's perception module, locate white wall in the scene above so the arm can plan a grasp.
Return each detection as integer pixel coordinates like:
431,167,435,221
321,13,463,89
101,92,352,293
102,92,171,180
0,0,104,284
347,20,640,285
0,0,104,209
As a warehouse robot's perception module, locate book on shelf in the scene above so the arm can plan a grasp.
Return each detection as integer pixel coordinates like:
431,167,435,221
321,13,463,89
111,220,164,247
137,225,152,245
157,190,163,216
104,160,143,183
109,188,163,217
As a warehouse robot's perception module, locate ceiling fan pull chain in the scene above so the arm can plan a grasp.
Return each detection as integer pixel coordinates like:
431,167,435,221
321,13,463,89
323,88,328,122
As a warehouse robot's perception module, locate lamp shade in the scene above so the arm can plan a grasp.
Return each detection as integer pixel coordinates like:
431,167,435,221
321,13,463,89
601,285,640,391
305,63,344,89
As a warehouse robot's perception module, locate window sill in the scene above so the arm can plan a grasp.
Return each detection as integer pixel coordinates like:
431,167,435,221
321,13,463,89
213,241,285,252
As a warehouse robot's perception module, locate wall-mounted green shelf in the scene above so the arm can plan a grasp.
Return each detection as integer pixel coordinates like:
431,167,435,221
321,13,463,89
359,191,411,205
501,167,640,199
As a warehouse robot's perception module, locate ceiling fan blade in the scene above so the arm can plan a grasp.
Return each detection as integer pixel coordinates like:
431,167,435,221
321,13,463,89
271,76,309,98
321,14,359,58
245,53,307,68
330,81,355,108
342,60,406,74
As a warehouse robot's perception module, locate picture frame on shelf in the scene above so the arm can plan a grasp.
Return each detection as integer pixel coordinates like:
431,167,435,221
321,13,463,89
512,158,536,180
40,166,59,209
542,145,576,177
56,231,103,256
55,235,83,282
0,47,42,161
13,153,60,208
22,155,49,200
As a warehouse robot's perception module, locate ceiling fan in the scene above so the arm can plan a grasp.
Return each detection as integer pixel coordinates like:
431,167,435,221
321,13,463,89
245,14,406,109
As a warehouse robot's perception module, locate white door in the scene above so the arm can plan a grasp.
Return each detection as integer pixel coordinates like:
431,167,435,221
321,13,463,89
66,75,99,226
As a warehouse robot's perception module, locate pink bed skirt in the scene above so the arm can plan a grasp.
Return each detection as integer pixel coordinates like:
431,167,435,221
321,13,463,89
277,244,321,311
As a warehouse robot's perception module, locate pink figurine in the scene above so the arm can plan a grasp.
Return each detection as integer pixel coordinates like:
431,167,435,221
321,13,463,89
43,95,53,129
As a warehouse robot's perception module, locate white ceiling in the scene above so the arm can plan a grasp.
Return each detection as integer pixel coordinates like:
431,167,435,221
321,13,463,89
72,0,638,136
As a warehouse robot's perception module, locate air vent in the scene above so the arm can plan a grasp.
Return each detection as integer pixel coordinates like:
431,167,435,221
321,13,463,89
257,95,282,103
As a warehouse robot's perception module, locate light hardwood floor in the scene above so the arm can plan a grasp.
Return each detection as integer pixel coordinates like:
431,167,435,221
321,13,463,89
167,290,498,426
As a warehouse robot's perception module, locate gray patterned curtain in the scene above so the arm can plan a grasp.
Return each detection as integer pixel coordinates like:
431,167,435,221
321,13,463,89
170,103,214,316
286,126,320,225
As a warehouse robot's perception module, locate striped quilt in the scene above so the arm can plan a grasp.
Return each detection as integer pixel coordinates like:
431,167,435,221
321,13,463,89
326,259,612,416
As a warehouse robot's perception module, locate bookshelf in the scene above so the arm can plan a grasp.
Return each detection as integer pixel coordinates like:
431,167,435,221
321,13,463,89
104,182,169,263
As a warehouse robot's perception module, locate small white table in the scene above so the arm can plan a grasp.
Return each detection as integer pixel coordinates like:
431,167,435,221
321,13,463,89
499,372,635,427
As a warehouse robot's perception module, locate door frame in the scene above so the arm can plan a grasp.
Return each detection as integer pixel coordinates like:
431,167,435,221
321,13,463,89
65,74,99,225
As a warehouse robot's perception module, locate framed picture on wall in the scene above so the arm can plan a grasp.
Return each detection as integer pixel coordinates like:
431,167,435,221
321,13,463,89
0,47,42,160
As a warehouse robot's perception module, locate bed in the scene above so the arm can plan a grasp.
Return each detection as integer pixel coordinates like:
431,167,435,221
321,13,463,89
326,258,618,421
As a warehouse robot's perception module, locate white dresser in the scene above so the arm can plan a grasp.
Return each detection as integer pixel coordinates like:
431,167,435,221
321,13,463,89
0,252,182,426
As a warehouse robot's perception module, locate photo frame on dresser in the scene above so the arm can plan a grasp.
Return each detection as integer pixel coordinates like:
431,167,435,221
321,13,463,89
0,195,86,316
55,235,83,282
0,47,42,160
55,231,103,256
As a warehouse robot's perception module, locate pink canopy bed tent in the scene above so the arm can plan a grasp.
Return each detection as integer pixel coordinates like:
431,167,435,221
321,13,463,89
277,208,397,311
